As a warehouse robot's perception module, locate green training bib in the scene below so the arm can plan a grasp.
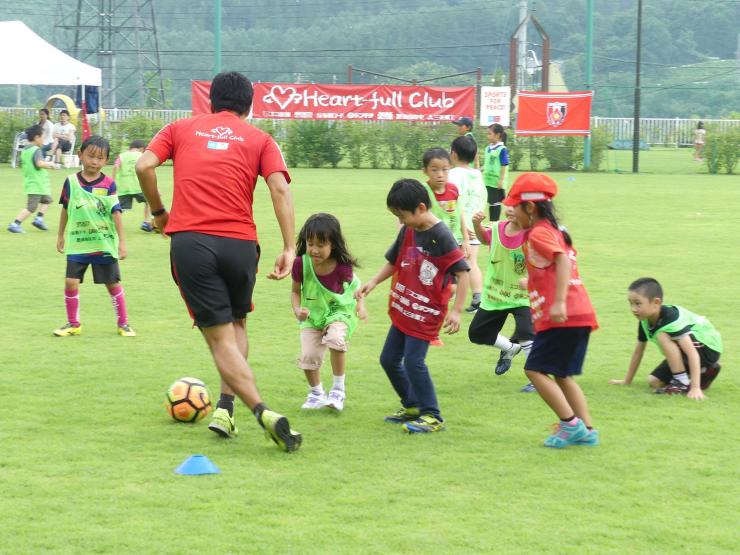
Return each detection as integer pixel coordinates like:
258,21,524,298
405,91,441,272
115,150,143,195
423,183,463,244
21,146,51,195
64,173,120,256
640,305,723,353
480,223,529,311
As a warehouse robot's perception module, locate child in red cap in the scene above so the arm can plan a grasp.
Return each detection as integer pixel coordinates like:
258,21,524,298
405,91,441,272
503,173,599,448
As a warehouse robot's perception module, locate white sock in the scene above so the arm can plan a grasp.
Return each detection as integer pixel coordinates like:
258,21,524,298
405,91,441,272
494,334,514,351
332,374,346,391
310,384,325,396
673,372,690,385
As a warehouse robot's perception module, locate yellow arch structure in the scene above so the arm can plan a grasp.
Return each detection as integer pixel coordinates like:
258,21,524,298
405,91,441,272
44,94,105,125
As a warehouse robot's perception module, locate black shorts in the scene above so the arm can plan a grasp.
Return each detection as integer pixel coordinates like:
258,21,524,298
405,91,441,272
57,139,72,153
66,260,121,284
468,306,534,345
119,193,146,210
170,232,259,328
650,346,721,389
526,326,591,377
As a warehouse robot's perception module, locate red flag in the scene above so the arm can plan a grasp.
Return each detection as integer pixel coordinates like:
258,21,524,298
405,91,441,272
80,100,91,140
516,91,593,136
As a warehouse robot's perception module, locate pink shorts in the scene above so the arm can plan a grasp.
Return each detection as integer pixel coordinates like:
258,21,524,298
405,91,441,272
297,321,349,370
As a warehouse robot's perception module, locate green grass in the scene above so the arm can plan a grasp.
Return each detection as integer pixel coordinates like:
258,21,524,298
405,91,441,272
1,156,738,554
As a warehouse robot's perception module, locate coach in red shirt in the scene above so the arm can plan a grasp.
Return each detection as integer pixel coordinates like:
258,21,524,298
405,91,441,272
136,72,301,452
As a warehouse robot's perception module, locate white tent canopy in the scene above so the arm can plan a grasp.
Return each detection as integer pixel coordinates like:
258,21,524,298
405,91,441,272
0,21,101,86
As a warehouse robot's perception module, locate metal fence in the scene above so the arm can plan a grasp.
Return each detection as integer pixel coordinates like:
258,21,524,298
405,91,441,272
2,106,738,146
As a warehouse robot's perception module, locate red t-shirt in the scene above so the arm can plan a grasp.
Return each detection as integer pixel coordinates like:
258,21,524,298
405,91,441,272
524,221,598,333
431,182,459,216
147,111,290,241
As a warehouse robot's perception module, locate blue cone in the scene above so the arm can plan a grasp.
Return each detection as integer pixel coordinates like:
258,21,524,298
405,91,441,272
175,454,220,475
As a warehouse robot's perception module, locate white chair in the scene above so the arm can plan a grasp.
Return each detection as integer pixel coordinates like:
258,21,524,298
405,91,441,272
10,131,28,168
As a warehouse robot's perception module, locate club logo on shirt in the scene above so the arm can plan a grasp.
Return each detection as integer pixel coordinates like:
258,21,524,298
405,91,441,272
194,127,244,142
210,126,233,139
419,259,439,286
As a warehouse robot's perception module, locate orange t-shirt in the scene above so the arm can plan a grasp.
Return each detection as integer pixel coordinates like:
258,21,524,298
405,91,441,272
524,220,598,333
147,111,290,241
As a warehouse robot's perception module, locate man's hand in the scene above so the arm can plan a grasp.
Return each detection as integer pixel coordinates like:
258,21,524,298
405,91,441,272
153,211,169,238
267,248,295,280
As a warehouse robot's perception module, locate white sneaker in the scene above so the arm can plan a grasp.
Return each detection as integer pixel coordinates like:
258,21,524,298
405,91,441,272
301,391,327,410
326,388,346,412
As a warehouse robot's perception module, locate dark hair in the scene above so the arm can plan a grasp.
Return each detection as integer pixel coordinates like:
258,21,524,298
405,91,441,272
210,71,254,116
697,121,704,130
531,200,572,246
39,108,50,116
386,178,431,212
129,139,147,149
488,123,507,144
25,124,43,142
422,147,450,168
60,109,70,116
450,135,477,164
628,277,663,300
79,135,111,157
296,213,358,267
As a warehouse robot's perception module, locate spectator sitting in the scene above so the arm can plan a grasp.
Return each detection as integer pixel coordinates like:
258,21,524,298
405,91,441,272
52,109,76,164
38,108,54,158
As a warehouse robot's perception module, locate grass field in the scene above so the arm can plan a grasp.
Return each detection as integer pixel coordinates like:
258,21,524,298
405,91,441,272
1,153,738,554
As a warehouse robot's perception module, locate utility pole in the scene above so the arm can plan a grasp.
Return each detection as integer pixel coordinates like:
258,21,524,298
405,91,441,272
517,0,528,91
214,0,222,75
632,0,643,173
583,0,594,170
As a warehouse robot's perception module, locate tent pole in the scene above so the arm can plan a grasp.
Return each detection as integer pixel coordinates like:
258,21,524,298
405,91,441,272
16,84,21,106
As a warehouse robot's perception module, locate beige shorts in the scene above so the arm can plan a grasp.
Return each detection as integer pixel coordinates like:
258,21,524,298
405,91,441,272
297,321,349,370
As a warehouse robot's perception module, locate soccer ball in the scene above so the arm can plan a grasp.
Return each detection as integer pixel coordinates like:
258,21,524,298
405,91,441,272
165,377,213,423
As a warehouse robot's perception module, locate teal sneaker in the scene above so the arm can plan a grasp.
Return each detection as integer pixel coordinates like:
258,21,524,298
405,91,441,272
258,409,302,452
544,419,589,448
402,414,445,434
384,406,420,424
574,428,600,446
208,407,238,438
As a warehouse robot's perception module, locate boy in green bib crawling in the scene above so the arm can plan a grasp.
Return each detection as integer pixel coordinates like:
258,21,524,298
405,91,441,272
112,139,152,232
610,278,722,400
7,125,60,233
54,136,135,338
291,213,366,411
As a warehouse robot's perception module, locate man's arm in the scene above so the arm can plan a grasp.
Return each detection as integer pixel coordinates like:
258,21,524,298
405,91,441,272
265,171,295,280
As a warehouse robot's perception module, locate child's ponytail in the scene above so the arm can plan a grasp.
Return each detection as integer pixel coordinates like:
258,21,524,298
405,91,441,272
534,201,572,246
488,123,507,145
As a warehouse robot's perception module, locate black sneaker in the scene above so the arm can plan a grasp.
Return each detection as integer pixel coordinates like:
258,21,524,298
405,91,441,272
465,302,480,313
655,378,689,395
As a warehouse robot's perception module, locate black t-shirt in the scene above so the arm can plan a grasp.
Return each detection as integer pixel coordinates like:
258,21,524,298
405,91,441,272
385,222,470,280
637,305,691,342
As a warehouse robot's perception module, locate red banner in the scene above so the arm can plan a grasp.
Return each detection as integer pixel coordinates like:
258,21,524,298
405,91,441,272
516,91,593,136
192,81,475,122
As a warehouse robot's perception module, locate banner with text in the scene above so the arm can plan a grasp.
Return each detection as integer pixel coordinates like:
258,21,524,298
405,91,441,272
192,81,475,122
516,91,593,136
479,86,511,127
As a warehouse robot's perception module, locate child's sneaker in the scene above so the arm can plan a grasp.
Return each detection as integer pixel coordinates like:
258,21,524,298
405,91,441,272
655,378,689,395
140,221,153,232
258,409,302,452
325,388,345,411
574,428,600,446
7,222,24,233
430,338,444,346
544,419,589,448
118,324,136,337
301,391,327,410
495,343,522,375
465,302,480,313
208,407,238,438
520,382,536,393
402,414,445,433
32,217,48,231
53,322,81,337
384,406,421,424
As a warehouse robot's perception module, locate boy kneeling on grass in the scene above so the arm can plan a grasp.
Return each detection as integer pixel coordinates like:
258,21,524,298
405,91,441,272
610,277,722,400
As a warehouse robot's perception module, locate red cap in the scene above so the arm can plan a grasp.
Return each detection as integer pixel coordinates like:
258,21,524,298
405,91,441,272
502,172,558,206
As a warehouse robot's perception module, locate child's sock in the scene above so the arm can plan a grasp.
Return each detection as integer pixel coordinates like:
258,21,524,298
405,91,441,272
673,372,690,385
560,415,579,426
36,212,44,219
520,340,533,361
310,383,325,396
332,374,346,391
109,285,129,327
494,335,514,351
217,394,235,417
64,289,80,326
13,219,21,226
471,292,481,305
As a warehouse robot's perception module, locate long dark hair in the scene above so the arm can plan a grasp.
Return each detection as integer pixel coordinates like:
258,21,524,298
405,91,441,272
296,213,358,267
533,200,572,246
488,123,507,145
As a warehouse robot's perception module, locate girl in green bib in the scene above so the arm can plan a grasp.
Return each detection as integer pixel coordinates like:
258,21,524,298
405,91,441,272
469,205,535,392
54,136,135,338
291,213,366,412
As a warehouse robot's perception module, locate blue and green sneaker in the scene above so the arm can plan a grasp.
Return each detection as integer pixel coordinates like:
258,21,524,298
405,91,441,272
384,406,420,424
208,407,238,438
574,428,600,446
402,414,445,433
258,409,302,452
544,419,589,448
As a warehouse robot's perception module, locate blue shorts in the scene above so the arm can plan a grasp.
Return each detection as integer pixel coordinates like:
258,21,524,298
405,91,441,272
525,327,591,377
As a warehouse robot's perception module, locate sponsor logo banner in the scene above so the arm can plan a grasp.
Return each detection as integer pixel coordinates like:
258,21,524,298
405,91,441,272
192,81,475,122
516,91,593,136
